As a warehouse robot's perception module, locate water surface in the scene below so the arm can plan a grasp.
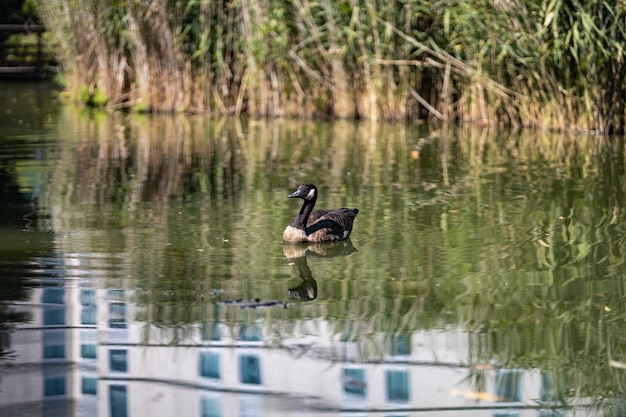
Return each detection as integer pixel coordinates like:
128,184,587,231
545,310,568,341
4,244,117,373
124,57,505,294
1,82,626,416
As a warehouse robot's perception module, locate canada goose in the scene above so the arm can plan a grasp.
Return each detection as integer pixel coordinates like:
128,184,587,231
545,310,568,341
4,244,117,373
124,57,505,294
283,183,359,244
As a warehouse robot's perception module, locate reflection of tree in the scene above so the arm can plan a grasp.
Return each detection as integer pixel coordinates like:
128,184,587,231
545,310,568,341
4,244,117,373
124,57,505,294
0,167,39,364
284,241,357,302
0,166,29,228
452,136,626,409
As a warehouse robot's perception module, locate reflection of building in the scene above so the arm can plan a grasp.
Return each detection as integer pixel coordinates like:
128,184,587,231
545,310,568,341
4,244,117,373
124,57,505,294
2,281,588,417
0,282,99,416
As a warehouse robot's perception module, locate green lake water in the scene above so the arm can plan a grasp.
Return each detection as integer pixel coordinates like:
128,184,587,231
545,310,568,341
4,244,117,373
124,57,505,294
1,82,626,416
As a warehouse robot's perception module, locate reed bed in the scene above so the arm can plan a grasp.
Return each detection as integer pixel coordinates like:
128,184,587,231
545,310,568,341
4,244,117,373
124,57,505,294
37,0,626,132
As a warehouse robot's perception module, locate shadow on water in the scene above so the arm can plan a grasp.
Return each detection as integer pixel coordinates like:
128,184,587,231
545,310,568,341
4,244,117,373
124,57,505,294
3,88,626,415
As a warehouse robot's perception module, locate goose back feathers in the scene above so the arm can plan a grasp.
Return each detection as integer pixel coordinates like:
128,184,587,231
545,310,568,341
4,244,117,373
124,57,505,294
283,183,359,244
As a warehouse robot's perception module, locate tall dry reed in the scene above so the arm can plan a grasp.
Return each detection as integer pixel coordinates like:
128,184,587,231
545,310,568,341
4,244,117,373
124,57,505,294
37,0,626,132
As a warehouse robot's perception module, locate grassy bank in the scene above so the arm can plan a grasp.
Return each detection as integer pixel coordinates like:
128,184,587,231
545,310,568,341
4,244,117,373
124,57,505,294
36,0,626,133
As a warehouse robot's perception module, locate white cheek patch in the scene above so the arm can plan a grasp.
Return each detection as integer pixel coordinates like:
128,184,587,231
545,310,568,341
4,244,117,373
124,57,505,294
306,189,316,200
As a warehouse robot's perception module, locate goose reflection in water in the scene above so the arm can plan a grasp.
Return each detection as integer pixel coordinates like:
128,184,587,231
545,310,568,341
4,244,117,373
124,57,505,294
284,240,357,302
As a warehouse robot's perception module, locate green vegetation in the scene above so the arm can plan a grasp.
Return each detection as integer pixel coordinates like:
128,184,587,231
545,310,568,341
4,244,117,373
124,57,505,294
35,0,626,132
77,85,108,107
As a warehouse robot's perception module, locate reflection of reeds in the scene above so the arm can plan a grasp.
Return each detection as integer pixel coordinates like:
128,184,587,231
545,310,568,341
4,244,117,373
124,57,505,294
44,112,626,404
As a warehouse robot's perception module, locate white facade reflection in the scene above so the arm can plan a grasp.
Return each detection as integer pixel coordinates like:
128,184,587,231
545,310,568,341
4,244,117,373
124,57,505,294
1,282,590,417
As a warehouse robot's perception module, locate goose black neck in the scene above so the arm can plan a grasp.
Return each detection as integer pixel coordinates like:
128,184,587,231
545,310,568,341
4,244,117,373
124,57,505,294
295,196,316,228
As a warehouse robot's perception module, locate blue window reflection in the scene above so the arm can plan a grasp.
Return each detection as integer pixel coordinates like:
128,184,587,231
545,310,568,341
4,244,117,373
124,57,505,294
43,307,65,325
80,289,95,305
391,334,411,356
202,322,222,341
496,369,522,402
108,290,125,301
81,344,97,359
43,344,65,359
42,287,65,304
239,355,261,385
200,351,220,379
81,289,97,325
200,396,222,417
342,368,366,396
44,375,66,396
240,325,262,342
81,305,97,325
109,302,127,329
82,377,97,395
43,330,65,359
109,384,128,417
109,349,128,373
540,371,561,404
386,369,410,403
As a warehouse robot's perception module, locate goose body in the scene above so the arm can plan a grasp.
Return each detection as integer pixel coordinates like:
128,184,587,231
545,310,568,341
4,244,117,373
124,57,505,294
283,184,359,244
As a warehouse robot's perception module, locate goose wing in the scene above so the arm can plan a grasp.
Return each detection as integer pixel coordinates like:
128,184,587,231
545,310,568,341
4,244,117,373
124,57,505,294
306,209,335,224
306,208,359,240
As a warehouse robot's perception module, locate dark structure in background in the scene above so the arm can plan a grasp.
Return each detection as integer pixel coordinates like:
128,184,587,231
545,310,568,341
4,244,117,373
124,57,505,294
0,1,53,79
0,24,47,79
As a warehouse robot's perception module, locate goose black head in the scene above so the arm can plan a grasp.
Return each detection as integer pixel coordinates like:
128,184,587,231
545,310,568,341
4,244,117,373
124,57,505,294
288,183,317,201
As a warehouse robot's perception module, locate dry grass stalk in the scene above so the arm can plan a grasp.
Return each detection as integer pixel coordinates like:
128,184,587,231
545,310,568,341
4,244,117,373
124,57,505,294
36,0,626,132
